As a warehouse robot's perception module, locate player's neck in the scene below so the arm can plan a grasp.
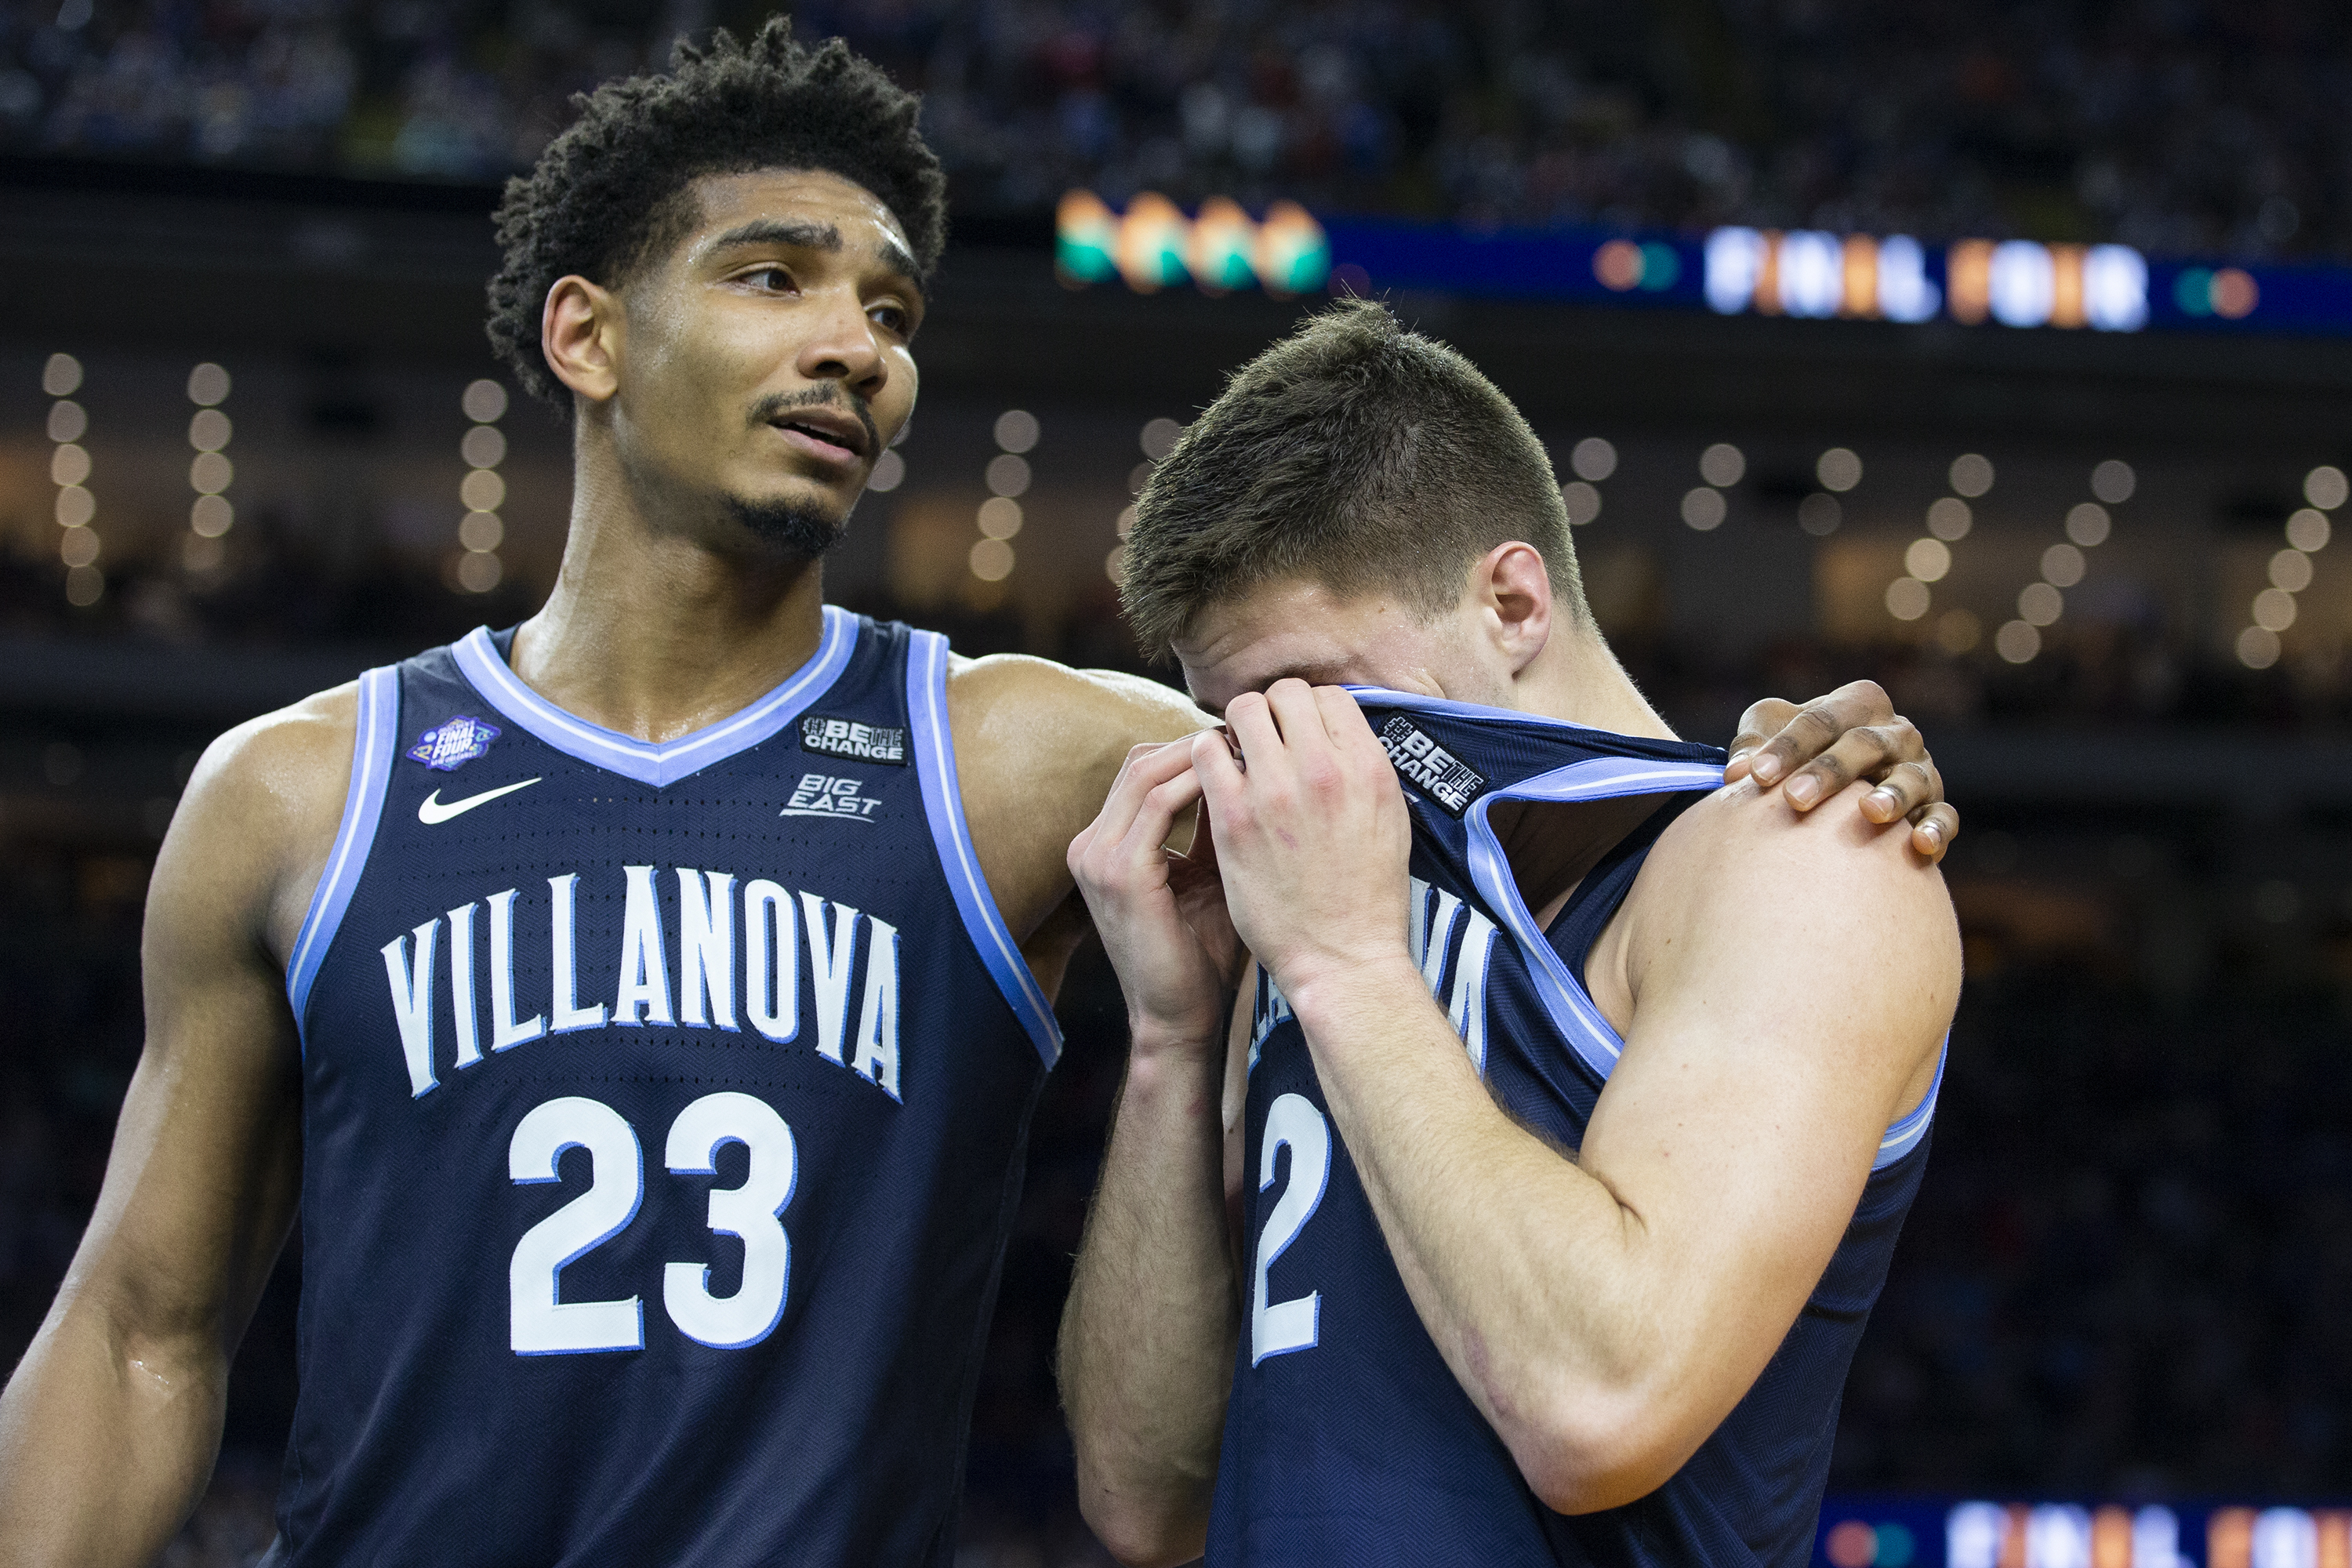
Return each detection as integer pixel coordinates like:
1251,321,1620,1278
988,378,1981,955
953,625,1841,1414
1512,620,1678,741
506,453,831,746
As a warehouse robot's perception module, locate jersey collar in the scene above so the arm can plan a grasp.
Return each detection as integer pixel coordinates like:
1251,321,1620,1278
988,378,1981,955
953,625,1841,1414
450,606,856,788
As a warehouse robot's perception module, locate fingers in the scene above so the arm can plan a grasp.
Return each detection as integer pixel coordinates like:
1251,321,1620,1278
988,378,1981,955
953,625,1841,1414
1744,681,1893,786
1908,802,1958,862
1857,757,1941,824
1067,739,1202,879
1781,717,1919,810
1725,698,1797,782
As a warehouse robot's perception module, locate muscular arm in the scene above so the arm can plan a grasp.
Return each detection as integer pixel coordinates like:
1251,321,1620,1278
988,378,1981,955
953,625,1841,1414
0,692,350,1565
1200,685,1960,1515
946,657,1210,996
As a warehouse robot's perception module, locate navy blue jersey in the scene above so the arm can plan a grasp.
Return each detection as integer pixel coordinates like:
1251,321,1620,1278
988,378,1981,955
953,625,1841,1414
274,608,1059,1565
1207,688,1940,1567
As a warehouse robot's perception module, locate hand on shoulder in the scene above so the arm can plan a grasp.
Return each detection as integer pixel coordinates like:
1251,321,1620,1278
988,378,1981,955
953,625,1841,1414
1616,775,1959,1123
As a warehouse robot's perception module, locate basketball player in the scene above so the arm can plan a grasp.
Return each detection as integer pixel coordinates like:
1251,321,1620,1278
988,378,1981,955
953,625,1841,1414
1061,301,1962,1566
0,31,1955,1568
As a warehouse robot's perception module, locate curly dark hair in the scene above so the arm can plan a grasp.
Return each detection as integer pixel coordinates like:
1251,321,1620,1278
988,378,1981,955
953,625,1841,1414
486,17,947,406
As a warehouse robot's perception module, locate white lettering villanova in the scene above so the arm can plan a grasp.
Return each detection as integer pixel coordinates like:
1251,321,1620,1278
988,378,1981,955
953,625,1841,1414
1249,876,1497,1074
378,865,902,1105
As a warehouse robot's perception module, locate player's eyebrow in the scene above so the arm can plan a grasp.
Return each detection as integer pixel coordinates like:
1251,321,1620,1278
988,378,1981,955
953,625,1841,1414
710,218,843,254
709,220,924,302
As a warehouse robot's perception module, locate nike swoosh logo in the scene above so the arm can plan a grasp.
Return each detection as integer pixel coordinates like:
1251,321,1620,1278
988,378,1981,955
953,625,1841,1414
419,778,542,825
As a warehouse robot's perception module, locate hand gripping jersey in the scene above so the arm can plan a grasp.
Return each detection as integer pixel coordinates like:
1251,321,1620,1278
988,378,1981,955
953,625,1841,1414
272,609,1058,1566
1207,690,1941,1567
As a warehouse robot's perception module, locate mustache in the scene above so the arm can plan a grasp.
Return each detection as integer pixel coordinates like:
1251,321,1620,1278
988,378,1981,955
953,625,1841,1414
748,387,880,459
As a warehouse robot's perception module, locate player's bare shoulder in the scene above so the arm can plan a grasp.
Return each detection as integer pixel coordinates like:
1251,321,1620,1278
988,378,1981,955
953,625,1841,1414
158,681,365,967
943,652,1208,938
1621,776,1958,1076
944,652,1205,804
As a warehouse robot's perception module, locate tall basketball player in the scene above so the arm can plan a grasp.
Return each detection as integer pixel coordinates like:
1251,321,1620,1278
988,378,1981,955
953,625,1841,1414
1062,303,1962,1566
0,29,1955,1568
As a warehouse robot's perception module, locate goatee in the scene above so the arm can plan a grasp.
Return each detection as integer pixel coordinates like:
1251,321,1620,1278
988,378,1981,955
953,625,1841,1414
725,495,848,559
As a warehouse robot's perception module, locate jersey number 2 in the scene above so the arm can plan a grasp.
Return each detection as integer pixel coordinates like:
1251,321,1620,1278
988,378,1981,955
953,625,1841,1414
509,1093,797,1356
1252,1092,1331,1365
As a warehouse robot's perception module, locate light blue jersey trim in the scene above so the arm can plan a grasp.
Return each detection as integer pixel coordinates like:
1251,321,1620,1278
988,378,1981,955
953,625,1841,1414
448,607,855,789
1348,686,1943,1172
286,665,399,1051
906,631,1063,1069
1461,755,1731,1082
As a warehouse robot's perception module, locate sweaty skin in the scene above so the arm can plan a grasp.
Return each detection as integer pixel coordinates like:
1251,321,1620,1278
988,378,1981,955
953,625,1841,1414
0,170,1950,1566
1059,551,1959,1563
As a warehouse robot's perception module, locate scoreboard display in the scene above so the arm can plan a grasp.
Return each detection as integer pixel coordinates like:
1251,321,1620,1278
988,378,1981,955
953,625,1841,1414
1817,1498,2352,1568
1056,189,2352,339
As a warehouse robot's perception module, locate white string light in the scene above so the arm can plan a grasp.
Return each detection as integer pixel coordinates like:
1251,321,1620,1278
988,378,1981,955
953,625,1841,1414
456,379,508,594
42,353,104,607
2238,464,2343,670
972,410,1041,596
1888,453,1992,636
185,361,234,575
1681,441,1741,532
1562,437,1614,527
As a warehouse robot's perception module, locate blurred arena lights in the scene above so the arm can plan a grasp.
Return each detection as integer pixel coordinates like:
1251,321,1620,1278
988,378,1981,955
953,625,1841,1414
185,361,234,575
1561,436,1614,526
1802,447,1862,536
1889,456,1996,634
966,409,1040,604
1057,189,1330,297
1680,443,1741,532
2238,464,2344,669
42,352,103,607
1707,230,2149,331
1817,1495,2352,1568
455,379,507,595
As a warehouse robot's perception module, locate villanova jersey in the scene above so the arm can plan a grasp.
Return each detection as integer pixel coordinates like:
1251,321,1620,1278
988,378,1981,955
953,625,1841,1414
1207,689,1940,1566
274,608,1059,1565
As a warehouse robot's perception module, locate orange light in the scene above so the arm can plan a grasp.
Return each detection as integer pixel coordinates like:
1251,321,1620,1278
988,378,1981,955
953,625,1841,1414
1594,239,1644,291
1947,240,1994,325
2209,1507,2255,1568
1755,231,1783,314
1842,234,1879,318
2213,267,2260,318
2050,244,2087,328
2091,1507,2131,1568
2318,1510,2350,1568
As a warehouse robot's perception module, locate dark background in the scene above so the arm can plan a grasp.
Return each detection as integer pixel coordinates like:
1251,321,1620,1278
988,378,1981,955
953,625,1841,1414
8,2,2352,1564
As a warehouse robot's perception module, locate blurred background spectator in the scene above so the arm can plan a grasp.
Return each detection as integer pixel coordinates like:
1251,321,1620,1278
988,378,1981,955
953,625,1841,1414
4,0,2350,258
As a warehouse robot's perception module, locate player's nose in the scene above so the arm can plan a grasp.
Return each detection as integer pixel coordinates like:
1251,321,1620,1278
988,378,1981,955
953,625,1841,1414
794,286,888,399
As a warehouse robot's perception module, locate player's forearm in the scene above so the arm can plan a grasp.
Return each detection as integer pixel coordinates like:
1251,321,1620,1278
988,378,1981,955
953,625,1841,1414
0,1294,227,1565
1058,1033,1237,1566
1286,962,1685,1510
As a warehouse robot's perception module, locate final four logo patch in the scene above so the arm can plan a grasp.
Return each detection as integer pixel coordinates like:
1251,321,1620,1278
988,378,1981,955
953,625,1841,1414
408,715,502,771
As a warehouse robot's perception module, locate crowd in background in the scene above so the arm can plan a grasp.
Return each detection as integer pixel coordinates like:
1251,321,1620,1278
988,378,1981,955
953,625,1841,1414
2,0,2348,260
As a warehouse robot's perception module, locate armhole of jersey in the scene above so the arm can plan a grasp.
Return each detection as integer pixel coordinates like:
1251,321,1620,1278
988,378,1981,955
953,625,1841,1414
285,664,399,1054
905,631,1064,1069
1462,755,1728,1083
1465,753,1942,1163
1874,1038,1947,1170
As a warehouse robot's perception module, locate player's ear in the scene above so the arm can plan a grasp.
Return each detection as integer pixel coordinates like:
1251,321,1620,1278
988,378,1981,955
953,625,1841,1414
1475,541,1553,677
543,275,623,406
